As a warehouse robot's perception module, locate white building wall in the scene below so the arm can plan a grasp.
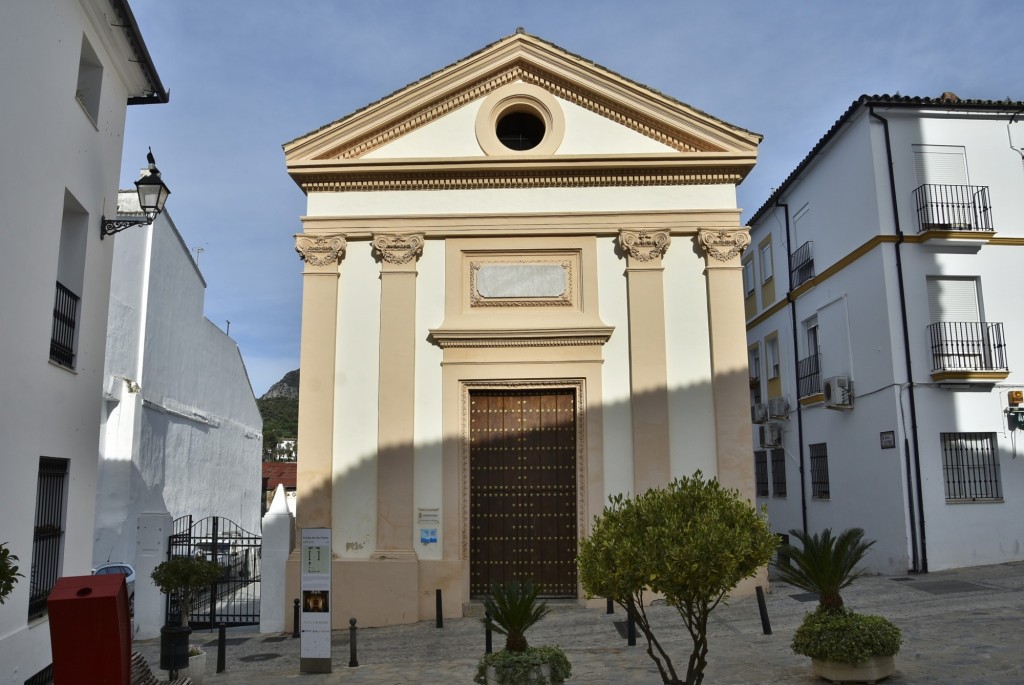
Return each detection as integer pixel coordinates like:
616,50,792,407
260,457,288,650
0,2,159,681
95,206,263,572
333,241,382,558
750,102,1024,576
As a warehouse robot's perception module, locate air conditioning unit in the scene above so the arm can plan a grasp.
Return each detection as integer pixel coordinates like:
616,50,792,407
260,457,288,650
768,396,791,419
759,422,783,448
751,403,769,424
823,376,853,409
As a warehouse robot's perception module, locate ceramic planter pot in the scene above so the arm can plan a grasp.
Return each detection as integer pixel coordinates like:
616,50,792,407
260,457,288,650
486,662,556,684
182,650,206,685
811,654,895,683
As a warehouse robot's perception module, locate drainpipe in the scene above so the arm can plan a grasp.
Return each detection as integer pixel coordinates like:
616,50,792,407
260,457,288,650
776,201,809,533
869,106,928,573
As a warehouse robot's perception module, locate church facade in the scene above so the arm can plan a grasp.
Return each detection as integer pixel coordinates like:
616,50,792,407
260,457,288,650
283,32,761,627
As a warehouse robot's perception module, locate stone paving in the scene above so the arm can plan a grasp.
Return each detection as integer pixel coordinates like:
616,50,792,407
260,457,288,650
134,561,1024,683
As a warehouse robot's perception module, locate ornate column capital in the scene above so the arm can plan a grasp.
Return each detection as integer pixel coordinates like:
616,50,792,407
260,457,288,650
697,228,751,264
617,230,671,263
372,233,425,266
295,234,347,267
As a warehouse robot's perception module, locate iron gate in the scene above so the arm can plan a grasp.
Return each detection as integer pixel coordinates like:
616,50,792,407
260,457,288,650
166,515,261,628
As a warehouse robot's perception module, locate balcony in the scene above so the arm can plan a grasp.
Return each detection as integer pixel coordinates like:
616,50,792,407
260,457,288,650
790,241,814,288
913,184,992,233
797,352,821,400
50,282,79,368
928,321,1008,382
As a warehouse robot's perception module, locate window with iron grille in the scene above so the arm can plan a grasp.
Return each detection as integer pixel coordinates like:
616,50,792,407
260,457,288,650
28,457,68,619
771,448,787,497
809,442,830,499
754,450,769,497
50,282,79,368
941,432,1002,502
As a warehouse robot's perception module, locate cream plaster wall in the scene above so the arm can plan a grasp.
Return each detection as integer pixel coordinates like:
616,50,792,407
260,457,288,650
306,184,737,217
363,101,485,159
413,240,445,560
663,240,718,478
557,98,677,155
360,91,675,160
596,235,634,498
333,241,382,558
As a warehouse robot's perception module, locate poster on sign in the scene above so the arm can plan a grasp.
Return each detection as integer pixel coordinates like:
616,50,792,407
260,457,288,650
300,528,332,665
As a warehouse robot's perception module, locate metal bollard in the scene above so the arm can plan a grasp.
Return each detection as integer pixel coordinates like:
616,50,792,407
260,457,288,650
349,618,359,667
606,598,614,614
436,588,443,628
292,598,300,638
485,612,493,654
626,608,636,646
756,586,772,635
217,624,226,673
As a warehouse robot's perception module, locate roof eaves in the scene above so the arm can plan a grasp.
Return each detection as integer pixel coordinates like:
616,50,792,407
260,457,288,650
108,0,169,105
749,94,1024,225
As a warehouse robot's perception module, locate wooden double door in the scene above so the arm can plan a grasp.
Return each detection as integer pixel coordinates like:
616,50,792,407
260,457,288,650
469,389,578,597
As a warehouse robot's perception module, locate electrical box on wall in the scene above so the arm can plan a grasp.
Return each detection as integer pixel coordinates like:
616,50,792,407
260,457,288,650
1008,409,1024,431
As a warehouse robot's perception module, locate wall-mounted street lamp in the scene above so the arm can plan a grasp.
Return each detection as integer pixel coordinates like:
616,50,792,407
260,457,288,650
100,149,171,239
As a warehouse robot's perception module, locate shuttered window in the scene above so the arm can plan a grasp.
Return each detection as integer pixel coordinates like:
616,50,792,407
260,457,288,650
914,145,968,186
927,277,980,323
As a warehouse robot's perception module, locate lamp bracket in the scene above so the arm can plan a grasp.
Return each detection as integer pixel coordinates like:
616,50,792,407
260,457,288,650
100,216,152,239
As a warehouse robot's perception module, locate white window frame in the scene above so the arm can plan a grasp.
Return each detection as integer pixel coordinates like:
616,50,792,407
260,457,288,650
760,243,774,283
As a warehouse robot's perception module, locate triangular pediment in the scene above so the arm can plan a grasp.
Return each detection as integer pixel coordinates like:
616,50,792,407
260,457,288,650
284,32,760,189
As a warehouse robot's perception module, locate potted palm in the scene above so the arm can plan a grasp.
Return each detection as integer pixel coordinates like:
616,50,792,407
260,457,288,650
775,528,901,683
151,556,224,683
474,581,572,685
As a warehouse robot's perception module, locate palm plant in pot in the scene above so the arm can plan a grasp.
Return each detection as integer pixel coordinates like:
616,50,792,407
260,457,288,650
151,556,224,683
775,528,902,683
474,581,572,685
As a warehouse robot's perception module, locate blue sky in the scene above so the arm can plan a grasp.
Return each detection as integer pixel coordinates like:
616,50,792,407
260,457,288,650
121,0,1024,397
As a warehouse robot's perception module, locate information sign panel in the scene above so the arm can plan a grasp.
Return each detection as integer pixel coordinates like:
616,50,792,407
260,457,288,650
300,528,331,671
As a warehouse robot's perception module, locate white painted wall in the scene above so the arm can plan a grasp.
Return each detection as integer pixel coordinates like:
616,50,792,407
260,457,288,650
413,241,445,560
95,199,263,616
333,241,381,557
749,102,1024,575
0,2,160,681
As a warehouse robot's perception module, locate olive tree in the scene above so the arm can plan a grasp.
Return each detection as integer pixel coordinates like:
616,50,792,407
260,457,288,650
578,472,777,685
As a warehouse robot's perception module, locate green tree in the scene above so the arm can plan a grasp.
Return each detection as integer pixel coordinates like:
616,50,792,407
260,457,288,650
773,528,873,612
151,556,225,627
578,472,777,685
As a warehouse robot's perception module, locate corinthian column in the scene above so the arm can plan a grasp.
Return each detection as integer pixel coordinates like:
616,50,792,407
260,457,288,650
294,234,346,530
698,227,755,499
372,233,424,556
618,229,672,494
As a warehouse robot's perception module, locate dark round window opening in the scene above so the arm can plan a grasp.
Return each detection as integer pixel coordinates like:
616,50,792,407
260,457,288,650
496,110,546,151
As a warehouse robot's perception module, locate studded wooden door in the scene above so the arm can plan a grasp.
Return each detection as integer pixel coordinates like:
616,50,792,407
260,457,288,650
469,389,578,597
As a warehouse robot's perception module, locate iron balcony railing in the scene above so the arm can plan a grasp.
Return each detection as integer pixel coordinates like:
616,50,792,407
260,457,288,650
797,352,821,398
50,281,79,368
789,241,814,287
913,184,992,233
928,321,1007,372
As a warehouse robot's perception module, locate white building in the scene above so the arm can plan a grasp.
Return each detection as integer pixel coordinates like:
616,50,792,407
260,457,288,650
95,191,263,579
0,1,166,682
746,93,1024,575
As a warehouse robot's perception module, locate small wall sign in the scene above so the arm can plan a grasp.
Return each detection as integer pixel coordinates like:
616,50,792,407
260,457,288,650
880,431,896,449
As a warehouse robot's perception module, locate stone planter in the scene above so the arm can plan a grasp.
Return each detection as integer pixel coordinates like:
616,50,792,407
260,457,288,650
486,662,556,684
812,655,895,683
182,650,206,685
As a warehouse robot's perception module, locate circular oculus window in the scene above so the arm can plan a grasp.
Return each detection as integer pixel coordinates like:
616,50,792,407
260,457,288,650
475,83,565,156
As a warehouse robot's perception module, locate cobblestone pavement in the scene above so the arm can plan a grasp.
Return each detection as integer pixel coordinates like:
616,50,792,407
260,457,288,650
134,561,1024,684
